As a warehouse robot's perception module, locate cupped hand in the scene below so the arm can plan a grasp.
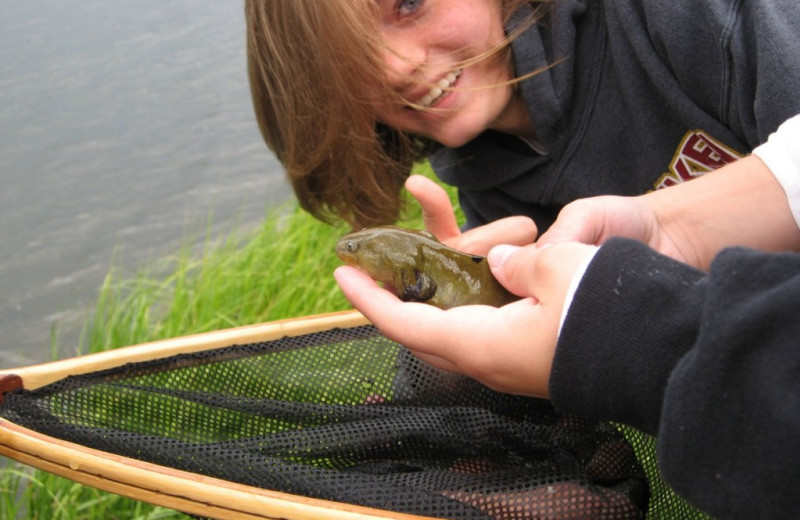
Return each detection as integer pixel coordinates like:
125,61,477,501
333,241,598,398
405,175,537,255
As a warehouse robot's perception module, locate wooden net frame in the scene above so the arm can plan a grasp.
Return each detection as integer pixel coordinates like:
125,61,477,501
1,311,436,520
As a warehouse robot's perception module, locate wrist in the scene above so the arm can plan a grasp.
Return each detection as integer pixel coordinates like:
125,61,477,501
646,154,800,269
752,114,800,231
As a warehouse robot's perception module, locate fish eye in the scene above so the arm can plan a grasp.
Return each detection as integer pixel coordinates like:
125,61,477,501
345,241,358,253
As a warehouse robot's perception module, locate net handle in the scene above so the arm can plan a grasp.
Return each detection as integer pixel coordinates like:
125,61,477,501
0,310,369,391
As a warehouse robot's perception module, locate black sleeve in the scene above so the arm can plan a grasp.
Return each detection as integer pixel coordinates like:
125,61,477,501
549,237,800,519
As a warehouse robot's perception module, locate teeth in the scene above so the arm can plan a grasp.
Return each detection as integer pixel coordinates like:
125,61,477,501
418,69,462,108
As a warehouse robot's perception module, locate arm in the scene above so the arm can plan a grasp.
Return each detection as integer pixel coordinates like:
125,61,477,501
551,239,800,519
539,114,800,269
752,113,800,229
643,152,799,268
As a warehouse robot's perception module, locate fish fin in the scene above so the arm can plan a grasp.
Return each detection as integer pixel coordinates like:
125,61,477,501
398,270,437,303
419,230,438,242
400,227,440,243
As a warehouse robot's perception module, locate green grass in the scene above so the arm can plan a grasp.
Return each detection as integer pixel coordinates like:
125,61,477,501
1,165,458,519
0,166,700,520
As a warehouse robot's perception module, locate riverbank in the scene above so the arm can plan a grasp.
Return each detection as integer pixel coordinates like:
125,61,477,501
1,169,458,519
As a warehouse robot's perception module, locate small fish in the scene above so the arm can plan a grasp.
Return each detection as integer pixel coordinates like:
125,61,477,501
336,226,517,309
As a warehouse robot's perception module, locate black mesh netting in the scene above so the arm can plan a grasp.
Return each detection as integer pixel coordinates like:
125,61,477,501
1,324,706,519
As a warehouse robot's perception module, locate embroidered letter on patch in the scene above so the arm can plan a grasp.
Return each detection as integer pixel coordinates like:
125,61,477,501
654,131,742,190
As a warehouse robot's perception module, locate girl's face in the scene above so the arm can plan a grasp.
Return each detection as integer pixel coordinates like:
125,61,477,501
373,0,530,147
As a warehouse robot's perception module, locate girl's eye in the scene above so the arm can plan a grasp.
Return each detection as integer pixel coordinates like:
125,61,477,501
397,0,423,17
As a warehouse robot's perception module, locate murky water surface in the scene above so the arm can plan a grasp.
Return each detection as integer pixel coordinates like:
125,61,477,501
1,1,291,366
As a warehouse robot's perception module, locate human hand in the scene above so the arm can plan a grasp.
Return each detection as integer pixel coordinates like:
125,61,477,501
405,175,537,255
537,195,690,263
334,241,598,398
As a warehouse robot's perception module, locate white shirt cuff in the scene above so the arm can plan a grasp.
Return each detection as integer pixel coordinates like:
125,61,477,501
752,114,800,231
558,246,600,336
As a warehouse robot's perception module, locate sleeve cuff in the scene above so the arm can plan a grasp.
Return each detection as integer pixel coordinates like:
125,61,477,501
548,238,706,434
752,114,800,230
557,245,599,336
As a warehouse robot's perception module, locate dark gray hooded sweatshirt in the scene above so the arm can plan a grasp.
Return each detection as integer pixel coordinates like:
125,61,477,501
430,0,800,231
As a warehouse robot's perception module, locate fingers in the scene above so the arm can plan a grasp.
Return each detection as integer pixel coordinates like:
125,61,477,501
333,265,404,321
451,216,538,255
405,175,461,241
333,265,457,352
334,265,556,397
404,175,537,255
334,265,506,373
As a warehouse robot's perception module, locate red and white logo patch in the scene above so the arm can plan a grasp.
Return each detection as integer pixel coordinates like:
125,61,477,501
654,130,742,190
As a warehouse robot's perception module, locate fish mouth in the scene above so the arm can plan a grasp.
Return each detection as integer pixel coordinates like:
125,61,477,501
413,69,462,109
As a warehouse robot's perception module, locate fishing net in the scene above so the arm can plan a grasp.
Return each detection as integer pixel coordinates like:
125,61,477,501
1,323,704,519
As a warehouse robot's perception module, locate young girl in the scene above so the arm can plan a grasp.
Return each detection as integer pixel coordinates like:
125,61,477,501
245,0,800,234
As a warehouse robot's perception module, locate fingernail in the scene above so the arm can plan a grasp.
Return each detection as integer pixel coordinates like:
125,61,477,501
488,244,519,269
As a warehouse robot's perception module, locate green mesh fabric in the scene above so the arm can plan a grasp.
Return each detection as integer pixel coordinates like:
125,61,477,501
1,324,706,519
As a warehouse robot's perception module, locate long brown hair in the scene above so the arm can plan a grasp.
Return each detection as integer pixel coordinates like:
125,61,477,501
246,0,545,229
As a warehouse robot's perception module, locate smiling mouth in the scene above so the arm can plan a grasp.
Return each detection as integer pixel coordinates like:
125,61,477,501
415,69,462,108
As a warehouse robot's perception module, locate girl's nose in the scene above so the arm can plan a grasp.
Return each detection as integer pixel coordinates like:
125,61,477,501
381,33,424,91
383,49,415,86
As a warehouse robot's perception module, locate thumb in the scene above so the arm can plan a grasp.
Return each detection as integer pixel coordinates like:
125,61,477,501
537,199,607,246
488,242,599,303
487,244,540,298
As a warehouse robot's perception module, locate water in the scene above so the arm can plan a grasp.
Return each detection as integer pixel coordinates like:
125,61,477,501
0,0,292,367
